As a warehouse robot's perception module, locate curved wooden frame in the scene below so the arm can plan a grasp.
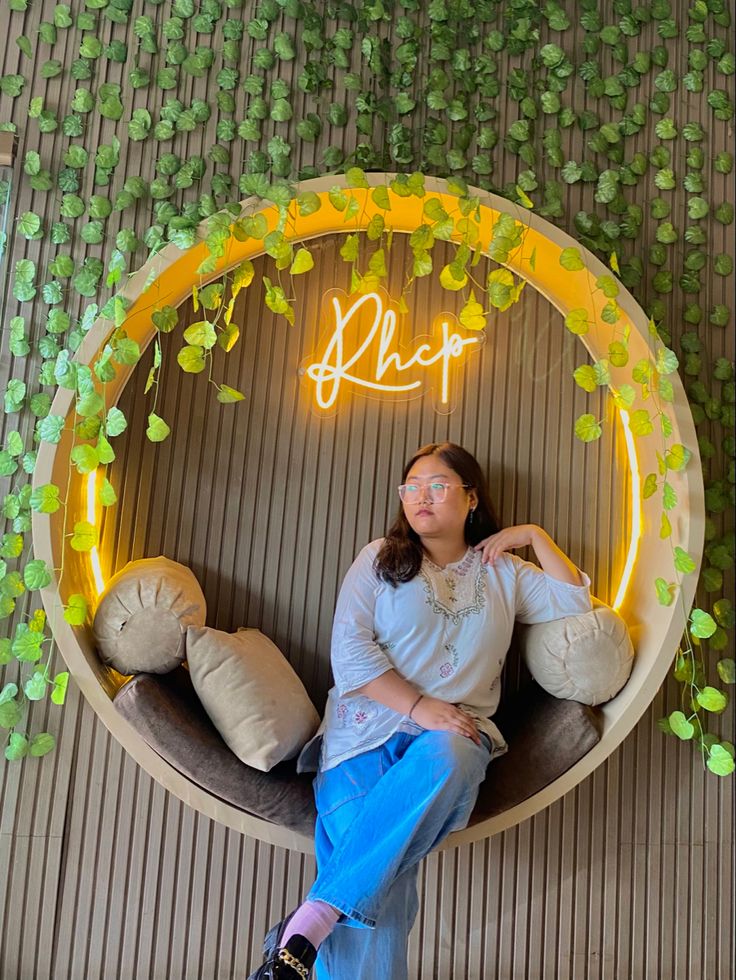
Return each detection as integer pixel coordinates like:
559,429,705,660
32,175,704,853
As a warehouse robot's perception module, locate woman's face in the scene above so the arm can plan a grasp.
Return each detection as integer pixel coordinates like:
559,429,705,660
401,453,477,542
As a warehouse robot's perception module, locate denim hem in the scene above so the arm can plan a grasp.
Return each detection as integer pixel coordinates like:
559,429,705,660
306,889,376,929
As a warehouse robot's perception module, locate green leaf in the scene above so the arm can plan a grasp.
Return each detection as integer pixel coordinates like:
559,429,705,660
371,186,391,210
18,212,42,239
717,659,735,684
0,529,23,559
98,478,117,507
175,344,206,374
0,75,25,98
216,384,246,404
146,412,171,442
339,234,360,263
668,710,695,740
0,453,18,477
5,431,23,457
673,547,696,574
9,317,30,357
23,560,52,591
688,197,709,220
665,444,691,471
367,214,385,241
458,293,486,332
76,391,104,418
630,410,654,436
41,58,64,78
0,682,18,705
295,191,321,217
440,264,466,290
0,596,16,621
703,567,723,592
655,578,675,606
274,32,295,60
574,414,602,442
36,415,64,443
183,321,216,349
713,599,735,630
70,444,99,475
706,744,735,776
366,247,387,280
0,697,23,730
25,669,47,701
105,407,127,437
486,268,523,309
413,251,432,278
30,484,61,514
697,687,728,713
12,625,42,662
70,521,97,552
112,338,140,365
573,366,598,393
656,347,678,375
5,733,29,761
50,672,69,705
96,434,115,465
64,594,88,626
4,378,27,413
290,248,314,275
30,732,56,757
564,309,589,335
559,247,584,271
60,194,85,218
662,482,677,511
262,277,294,324
690,608,717,639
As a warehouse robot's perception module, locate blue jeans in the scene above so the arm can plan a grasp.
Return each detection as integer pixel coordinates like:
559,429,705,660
308,729,492,980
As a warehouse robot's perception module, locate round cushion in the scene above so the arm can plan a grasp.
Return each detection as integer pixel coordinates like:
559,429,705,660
517,600,634,706
93,556,206,674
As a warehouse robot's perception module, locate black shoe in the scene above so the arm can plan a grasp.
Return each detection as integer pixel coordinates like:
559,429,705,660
247,933,317,980
262,911,295,959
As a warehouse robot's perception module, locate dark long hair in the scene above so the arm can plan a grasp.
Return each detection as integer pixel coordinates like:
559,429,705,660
374,442,500,586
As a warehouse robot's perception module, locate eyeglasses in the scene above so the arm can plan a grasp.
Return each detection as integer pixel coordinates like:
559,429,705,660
398,482,471,504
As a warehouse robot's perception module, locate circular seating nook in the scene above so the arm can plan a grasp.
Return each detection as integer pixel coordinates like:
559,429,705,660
32,176,703,854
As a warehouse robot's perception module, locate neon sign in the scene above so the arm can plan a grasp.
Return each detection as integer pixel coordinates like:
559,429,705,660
303,289,483,413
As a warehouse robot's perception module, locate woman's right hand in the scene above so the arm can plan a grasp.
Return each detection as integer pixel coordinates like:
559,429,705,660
411,696,482,745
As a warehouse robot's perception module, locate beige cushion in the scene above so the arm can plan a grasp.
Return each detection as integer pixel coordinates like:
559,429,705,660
186,626,321,772
517,599,634,706
93,556,206,674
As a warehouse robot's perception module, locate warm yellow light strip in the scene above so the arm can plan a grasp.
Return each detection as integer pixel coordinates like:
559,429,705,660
613,408,641,611
86,471,105,597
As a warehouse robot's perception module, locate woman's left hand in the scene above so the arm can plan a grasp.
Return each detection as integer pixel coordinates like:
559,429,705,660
474,524,541,565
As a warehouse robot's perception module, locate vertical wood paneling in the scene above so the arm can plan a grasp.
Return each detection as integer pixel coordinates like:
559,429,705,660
1,2,733,978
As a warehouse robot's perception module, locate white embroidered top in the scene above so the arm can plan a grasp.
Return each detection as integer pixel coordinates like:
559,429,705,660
297,538,592,773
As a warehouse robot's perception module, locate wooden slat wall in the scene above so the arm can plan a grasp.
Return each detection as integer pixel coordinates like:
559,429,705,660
0,2,733,978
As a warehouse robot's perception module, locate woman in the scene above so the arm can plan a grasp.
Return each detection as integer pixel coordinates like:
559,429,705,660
250,442,592,980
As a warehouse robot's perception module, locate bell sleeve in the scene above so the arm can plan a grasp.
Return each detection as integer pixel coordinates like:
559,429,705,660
330,541,394,697
510,552,593,624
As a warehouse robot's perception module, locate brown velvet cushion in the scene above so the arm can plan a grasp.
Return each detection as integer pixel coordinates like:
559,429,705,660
114,668,317,836
470,682,603,824
114,671,601,836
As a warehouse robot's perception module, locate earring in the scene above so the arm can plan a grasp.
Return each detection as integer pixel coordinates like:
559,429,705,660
468,507,475,524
